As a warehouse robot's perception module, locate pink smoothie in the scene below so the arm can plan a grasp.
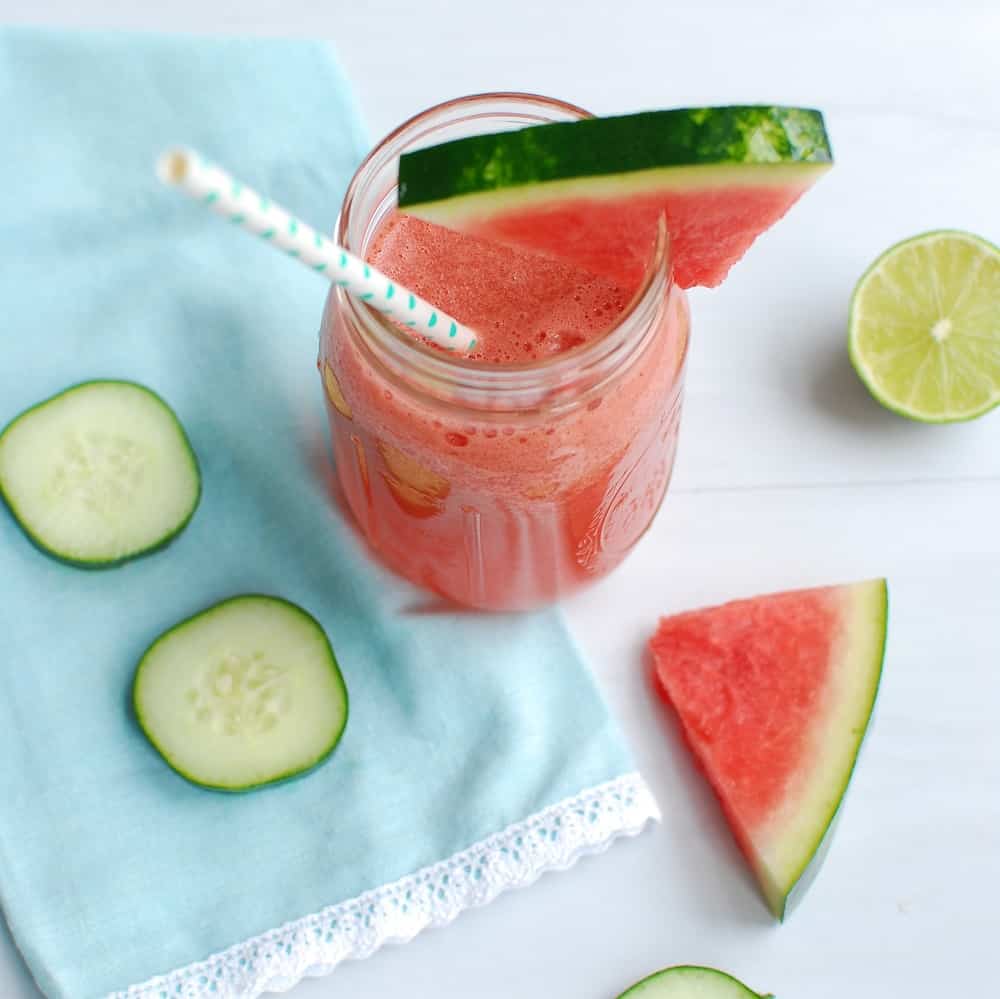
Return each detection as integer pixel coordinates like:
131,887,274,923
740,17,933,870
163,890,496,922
368,213,633,363
319,211,688,610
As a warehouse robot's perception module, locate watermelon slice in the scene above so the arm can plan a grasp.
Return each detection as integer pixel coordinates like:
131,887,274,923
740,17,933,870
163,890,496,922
397,106,832,289
649,579,887,920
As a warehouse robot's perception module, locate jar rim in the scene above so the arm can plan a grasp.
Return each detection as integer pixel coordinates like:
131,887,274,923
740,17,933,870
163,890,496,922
331,92,679,410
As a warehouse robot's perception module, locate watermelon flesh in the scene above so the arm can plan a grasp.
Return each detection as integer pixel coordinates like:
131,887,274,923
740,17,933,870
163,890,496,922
407,175,820,291
649,579,887,919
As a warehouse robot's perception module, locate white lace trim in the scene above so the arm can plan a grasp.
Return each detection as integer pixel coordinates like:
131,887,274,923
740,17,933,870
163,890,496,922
111,772,659,999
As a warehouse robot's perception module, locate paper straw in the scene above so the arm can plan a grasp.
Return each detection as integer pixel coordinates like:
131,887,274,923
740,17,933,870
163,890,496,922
157,148,479,354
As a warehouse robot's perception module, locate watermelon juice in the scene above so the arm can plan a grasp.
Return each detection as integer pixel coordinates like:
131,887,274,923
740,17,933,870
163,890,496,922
319,95,689,610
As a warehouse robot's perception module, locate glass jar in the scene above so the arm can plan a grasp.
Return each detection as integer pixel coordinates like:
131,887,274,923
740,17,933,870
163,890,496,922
319,93,689,611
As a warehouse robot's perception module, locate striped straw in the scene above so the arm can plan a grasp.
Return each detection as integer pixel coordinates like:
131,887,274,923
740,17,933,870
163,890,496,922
156,148,479,354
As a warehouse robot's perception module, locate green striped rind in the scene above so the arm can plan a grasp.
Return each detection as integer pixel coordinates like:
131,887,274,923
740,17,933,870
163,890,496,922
0,380,201,568
759,578,888,920
398,106,832,207
617,965,773,998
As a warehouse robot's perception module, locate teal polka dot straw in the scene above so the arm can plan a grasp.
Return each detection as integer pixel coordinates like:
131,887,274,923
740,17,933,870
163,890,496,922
157,149,479,354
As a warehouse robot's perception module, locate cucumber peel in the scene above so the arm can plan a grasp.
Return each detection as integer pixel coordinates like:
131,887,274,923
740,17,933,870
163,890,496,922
133,595,349,792
0,380,200,567
617,966,773,998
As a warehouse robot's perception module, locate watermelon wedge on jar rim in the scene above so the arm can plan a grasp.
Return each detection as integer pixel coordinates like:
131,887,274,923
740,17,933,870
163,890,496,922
397,105,833,289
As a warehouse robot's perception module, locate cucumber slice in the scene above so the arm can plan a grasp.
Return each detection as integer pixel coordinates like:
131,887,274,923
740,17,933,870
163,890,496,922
133,595,349,792
618,966,773,998
0,380,200,566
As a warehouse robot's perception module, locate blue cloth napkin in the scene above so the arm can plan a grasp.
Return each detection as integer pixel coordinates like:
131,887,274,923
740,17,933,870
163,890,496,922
0,29,656,999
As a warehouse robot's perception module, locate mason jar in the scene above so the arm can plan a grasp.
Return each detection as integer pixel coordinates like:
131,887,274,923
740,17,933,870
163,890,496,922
319,93,689,611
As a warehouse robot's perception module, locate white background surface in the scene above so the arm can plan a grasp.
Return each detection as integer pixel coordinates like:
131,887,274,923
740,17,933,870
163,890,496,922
2,2,999,997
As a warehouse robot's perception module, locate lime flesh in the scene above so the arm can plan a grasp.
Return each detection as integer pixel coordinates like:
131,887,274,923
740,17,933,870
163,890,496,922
848,230,1000,422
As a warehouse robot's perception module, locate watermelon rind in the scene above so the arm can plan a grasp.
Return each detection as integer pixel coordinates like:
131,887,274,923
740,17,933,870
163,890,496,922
757,578,888,920
616,965,773,998
398,105,832,209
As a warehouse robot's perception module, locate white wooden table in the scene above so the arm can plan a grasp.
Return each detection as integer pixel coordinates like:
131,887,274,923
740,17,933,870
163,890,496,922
2,2,998,997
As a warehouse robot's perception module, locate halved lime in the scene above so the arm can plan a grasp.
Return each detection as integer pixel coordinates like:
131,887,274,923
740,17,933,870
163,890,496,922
848,230,1000,423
